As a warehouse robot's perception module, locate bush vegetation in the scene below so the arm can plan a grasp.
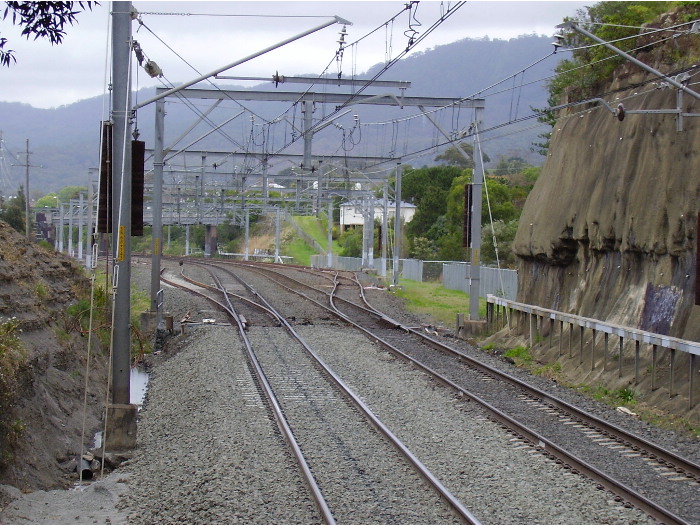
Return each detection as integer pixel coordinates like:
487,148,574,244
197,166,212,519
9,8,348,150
0,317,27,466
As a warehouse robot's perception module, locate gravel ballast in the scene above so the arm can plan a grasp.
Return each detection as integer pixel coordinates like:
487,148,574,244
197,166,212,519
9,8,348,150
2,261,696,524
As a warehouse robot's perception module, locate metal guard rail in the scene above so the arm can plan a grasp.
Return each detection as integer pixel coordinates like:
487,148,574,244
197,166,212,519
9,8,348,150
487,295,700,357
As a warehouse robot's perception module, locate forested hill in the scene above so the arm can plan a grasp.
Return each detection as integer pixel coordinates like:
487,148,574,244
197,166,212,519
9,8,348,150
0,34,554,193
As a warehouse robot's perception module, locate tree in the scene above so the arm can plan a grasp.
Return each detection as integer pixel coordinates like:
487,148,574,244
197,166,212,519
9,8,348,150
481,219,519,268
1,1,95,67
537,1,683,155
402,165,463,239
434,142,490,169
492,156,529,177
0,185,25,232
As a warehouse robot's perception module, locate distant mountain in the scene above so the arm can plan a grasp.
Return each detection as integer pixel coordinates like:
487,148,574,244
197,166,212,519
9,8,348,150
0,34,556,194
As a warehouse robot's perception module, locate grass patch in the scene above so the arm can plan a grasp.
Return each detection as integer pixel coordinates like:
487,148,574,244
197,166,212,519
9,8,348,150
577,385,639,407
293,215,341,253
533,361,562,380
282,237,317,266
392,279,486,327
504,345,533,367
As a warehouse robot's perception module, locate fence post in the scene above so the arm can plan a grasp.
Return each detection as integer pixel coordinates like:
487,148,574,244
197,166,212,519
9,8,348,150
604,332,609,371
559,321,563,357
669,348,677,397
618,336,624,378
690,354,696,410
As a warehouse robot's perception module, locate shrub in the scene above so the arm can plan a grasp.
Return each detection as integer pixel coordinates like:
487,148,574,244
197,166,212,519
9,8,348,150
0,317,27,465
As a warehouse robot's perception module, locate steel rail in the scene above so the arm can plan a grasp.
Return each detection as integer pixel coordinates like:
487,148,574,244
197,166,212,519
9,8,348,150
347,273,700,482
188,260,482,525
206,261,695,525
159,269,337,525
323,274,692,525
178,262,281,324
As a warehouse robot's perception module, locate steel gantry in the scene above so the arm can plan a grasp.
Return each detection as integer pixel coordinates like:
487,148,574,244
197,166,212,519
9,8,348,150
147,85,485,320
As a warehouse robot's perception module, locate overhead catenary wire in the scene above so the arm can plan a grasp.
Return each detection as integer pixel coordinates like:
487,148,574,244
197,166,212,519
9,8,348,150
564,16,700,52
131,3,698,217
255,2,467,171
136,2,467,181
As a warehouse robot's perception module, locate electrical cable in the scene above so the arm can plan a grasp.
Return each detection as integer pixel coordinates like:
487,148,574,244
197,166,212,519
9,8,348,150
564,17,700,52
78,4,112,485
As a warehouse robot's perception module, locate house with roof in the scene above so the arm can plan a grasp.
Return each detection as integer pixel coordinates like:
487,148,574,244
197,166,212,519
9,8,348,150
339,199,416,232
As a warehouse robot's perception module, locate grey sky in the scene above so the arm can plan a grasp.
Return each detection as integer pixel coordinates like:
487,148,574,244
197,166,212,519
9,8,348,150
0,1,589,109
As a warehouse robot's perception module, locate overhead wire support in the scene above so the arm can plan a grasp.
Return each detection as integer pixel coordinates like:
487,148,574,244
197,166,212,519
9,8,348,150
133,15,352,110
560,21,700,101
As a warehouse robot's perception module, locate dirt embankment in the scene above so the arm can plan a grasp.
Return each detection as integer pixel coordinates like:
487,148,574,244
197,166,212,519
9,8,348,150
0,221,110,494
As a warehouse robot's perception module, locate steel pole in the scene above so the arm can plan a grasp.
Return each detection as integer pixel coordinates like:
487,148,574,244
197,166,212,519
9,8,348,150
151,99,165,316
381,180,388,278
86,175,94,268
68,200,74,256
78,193,84,260
392,163,402,287
58,204,64,253
244,209,249,261
327,198,333,268
469,114,485,320
111,1,132,406
24,139,30,239
275,208,281,263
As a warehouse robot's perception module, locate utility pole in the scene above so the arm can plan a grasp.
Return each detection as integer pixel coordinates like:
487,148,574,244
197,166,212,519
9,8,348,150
11,139,41,240
420,105,485,320
151,99,165,322
23,140,30,239
469,118,485,320
106,0,137,451
392,163,402,287
381,180,388,278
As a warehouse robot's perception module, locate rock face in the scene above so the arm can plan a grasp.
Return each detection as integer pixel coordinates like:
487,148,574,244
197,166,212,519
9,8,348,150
513,78,700,341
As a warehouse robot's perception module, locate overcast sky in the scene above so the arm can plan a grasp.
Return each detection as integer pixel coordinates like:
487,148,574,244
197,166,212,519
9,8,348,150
0,1,589,109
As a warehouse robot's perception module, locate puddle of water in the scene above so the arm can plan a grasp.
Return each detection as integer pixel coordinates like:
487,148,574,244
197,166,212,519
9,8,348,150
91,368,149,450
130,367,149,406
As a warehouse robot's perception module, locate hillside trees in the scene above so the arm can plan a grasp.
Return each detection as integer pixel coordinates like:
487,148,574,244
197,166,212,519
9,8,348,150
0,185,25,232
433,143,490,169
533,2,700,156
400,163,530,266
545,2,694,119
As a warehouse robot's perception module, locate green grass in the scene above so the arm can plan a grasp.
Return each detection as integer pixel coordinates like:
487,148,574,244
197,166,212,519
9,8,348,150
504,345,533,366
293,215,342,253
392,279,486,327
283,238,317,266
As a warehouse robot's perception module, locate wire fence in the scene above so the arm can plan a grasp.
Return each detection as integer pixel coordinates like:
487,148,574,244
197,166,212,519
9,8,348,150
311,255,518,300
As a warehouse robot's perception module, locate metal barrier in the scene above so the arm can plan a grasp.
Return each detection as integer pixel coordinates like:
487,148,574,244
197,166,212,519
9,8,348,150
443,263,518,300
311,255,519,300
311,254,363,271
487,295,699,409
401,259,423,281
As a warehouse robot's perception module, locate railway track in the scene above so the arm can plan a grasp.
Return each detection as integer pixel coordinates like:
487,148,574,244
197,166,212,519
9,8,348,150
161,261,480,525
175,259,700,525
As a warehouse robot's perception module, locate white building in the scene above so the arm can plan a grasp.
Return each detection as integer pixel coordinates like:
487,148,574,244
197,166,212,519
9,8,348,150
339,199,416,232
